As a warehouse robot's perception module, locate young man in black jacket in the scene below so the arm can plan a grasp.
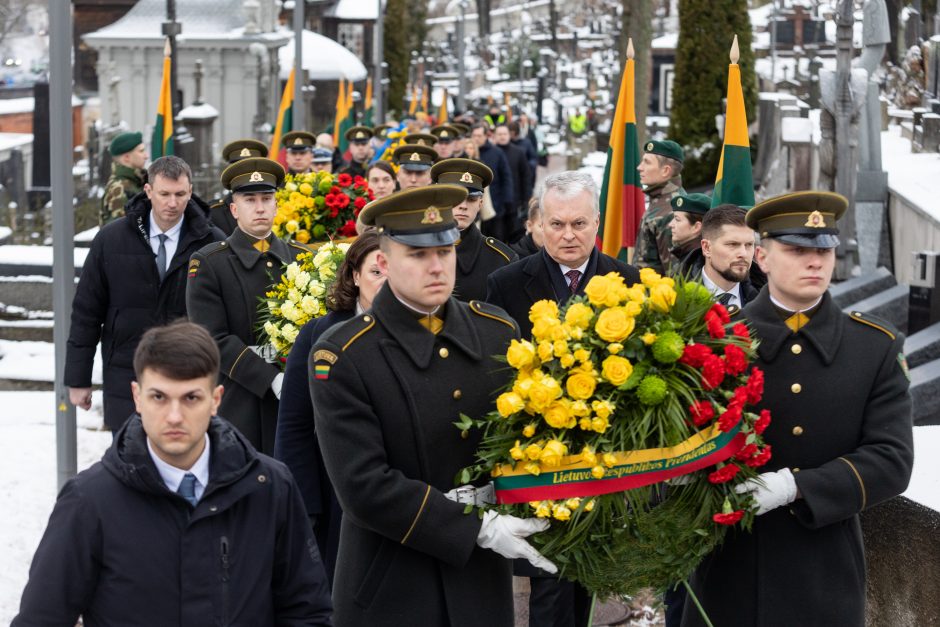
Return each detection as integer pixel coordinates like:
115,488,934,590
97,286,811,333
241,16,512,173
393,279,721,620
65,156,225,432
15,321,332,627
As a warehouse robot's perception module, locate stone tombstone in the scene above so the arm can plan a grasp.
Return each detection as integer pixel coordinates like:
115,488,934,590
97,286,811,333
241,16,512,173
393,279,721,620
922,113,940,152
30,81,51,189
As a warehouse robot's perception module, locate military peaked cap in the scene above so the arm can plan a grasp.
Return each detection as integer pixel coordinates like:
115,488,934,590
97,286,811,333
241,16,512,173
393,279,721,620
221,157,285,193
393,144,438,171
430,158,493,196
359,184,466,248
746,191,847,249
430,125,459,142
282,131,316,151
222,139,269,164
345,126,374,143
403,132,439,147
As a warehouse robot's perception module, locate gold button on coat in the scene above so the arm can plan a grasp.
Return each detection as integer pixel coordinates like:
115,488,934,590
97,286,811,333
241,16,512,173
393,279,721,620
266,261,273,268
453,389,462,400
792,426,804,436
791,383,802,393
791,344,802,354
439,347,449,358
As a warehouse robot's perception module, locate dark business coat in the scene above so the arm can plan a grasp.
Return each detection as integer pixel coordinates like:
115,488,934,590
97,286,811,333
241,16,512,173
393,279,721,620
186,229,310,455
683,289,914,627
485,247,642,338
274,308,353,586
309,284,519,627
454,225,518,302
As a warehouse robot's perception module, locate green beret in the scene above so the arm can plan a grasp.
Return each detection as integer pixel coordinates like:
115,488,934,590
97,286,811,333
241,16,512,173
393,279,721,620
345,126,374,143
359,185,466,248
109,131,143,157
644,139,684,163
393,144,438,171
746,191,847,249
222,139,269,164
430,158,493,195
403,132,438,147
671,192,711,215
221,157,285,193
282,131,316,151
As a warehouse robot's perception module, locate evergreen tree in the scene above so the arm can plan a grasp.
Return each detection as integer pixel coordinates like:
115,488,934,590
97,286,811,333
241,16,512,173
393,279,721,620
670,0,757,188
384,0,428,119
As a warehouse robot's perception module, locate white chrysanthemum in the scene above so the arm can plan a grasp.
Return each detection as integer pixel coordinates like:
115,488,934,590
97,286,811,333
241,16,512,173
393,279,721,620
313,250,331,267
285,263,300,282
264,321,280,338
267,301,279,314
294,271,311,290
280,301,296,320
281,323,299,344
309,280,326,297
288,288,301,304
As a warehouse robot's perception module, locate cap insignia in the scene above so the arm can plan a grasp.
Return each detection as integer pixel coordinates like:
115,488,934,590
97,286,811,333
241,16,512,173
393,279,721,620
294,137,304,145
460,172,474,183
409,152,421,162
676,198,684,207
804,210,826,228
441,130,449,138
249,171,264,182
239,147,251,157
646,142,654,151
421,207,443,224
356,131,366,139
417,139,427,146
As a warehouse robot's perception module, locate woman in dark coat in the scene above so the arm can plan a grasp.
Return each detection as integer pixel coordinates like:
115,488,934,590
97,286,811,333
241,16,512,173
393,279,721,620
273,232,385,585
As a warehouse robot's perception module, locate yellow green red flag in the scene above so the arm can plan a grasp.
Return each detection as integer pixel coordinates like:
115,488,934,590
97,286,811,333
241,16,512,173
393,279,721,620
437,86,448,124
269,67,294,162
338,80,355,152
363,77,374,127
409,84,418,115
598,39,644,261
712,35,755,208
332,78,346,147
151,39,174,159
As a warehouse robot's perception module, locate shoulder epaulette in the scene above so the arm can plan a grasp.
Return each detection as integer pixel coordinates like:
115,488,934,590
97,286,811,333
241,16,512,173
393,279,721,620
208,198,224,209
318,313,377,353
484,236,516,264
289,241,314,254
200,240,230,257
848,311,897,340
468,300,516,330
726,304,742,318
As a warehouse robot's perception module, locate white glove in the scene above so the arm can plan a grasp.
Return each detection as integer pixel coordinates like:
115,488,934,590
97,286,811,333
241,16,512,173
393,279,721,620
734,468,798,515
476,510,557,574
271,372,284,400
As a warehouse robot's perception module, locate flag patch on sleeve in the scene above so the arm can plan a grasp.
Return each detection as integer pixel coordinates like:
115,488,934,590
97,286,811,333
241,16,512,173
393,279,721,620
314,364,331,380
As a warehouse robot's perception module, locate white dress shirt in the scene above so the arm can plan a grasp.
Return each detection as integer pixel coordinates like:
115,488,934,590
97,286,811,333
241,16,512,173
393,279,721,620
148,213,184,274
147,433,211,502
701,268,742,308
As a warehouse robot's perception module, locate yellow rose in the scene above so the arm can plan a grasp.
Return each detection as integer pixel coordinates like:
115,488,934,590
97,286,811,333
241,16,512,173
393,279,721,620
592,415,610,433
591,465,606,479
641,332,657,345
529,299,559,324
295,230,311,244
525,443,543,461
649,282,677,313
565,372,596,400
298,182,313,196
285,219,299,234
580,446,597,465
524,462,541,476
528,377,562,412
522,423,536,438
551,503,572,521
552,339,569,357
496,392,525,417
491,463,503,477
607,343,623,354
533,501,551,518
622,301,642,317
565,325,584,341
578,417,593,431
566,497,581,510
640,267,663,288
602,452,617,468
542,399,572,429
537,341,554,363
510,441,525,460
539,439,568,468
584,499,596,511
601,355,633,386
532,316,563,342
594,307,636,342
592,400,615,420
625,285,647,304
564,302,595,328
570,400,590,417
506,339,537,370
513,372,535,399
559,354,575,368
573,348,591,363
583,274,613,306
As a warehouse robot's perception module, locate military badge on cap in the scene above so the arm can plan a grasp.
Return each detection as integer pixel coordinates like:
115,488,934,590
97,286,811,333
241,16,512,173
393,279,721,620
676,198,683,207
221,139,269,164
282,131,316,151
422,207,443,224
804,211,826,228
359,185,467,247
345,125,375,144
746,191,847,249
221,157,285,193
460,172,474,183
430,158,494,194
646,142,654,151
240,148,251,157
393,144,438,171
404,132,438,147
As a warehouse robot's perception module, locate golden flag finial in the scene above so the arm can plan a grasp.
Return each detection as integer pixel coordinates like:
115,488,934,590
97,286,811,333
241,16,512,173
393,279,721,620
730,34,740,64
627,38,635,60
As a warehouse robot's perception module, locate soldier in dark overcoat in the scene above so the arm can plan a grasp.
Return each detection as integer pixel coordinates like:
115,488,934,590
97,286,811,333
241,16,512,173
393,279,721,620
310,185,556,627
430,158,517,301
207,139,269,236
186,157,309,455
341,126,374,178
682,192,914,627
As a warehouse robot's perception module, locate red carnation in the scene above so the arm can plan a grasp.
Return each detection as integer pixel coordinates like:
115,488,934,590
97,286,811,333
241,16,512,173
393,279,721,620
710,303,731,324
732,323,750,340
329,206,340,218
702,354,726,390
718,402,743,432
354,196,367,209
330,185,341,195
679,343,713,368
745,367,765,404
754,409,771,434
708,464,740,484
745,445,772,468
705,311,727,339
339,219,357,236
353,175,365,185
724,344,748,376
336,194,350,209
734,443,758,461
712,510,745,525
337,173,353,187
324,193,339,208
689,400,715,426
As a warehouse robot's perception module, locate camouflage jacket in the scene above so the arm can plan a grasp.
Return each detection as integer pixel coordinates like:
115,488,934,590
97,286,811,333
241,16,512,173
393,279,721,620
100,163,144,226
634,176,684,274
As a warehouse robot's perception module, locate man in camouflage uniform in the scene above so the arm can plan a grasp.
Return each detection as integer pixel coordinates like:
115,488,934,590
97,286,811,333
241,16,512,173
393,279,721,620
100,131,147,226
634,139,685,274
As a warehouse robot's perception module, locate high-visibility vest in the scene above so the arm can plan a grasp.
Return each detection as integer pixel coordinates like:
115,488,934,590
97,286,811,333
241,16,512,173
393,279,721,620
569,114,587,134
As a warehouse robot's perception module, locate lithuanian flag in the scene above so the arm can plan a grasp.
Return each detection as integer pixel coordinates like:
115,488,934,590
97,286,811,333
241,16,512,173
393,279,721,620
598,39,645,262
332,78,347,147
151,39,174,159
363,77,374,127
269,67,295,163
338,80,355,153
420,86,428,115
437,86,448,124
712,35,754,208
408,84,418,115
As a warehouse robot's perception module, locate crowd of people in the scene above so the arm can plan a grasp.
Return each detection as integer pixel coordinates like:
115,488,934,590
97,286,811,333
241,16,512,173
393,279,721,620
11,105,913,627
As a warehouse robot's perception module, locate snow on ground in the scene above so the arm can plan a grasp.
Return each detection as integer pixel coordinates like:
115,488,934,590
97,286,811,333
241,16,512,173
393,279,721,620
881,125,940,224
0,391,110,623
0,245,89,268
904,425,940,512
0,339,102,383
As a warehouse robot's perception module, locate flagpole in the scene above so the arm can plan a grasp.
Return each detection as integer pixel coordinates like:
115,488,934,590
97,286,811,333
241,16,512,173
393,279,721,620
293,0,304,131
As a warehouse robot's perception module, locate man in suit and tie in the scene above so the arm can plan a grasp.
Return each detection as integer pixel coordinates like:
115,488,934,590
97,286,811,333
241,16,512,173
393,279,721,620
486,170,641,338
485,170,641,627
